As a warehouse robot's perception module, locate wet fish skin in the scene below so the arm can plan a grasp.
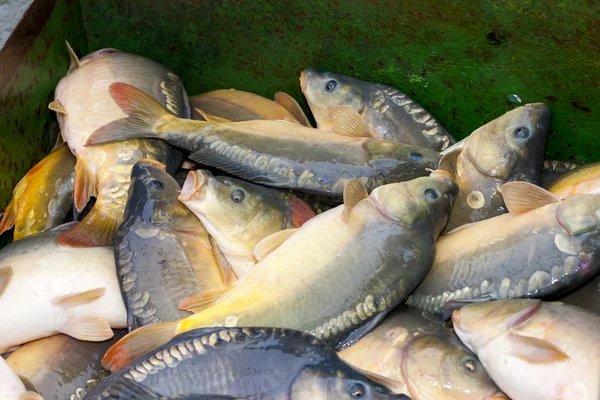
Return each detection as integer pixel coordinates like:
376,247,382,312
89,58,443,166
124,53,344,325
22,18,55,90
85,327,409,400
452,300,600,400
0,227,126,353
115,161,228,330
0,142,76,241
190,89,305,124
546,161,600,198
99,176,456,372
408,188,600,313
51,46,190,247
179,169,315,277
300,69,454,151
84,83,440,199
439,103,551,233
6,331,126,400
339,306,506,400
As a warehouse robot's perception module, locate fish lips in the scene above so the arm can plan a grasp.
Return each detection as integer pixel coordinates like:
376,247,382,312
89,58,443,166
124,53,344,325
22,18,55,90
178,170,212,202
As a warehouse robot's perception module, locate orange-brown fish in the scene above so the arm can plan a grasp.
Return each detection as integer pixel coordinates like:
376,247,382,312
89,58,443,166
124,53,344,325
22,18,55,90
190,89,311,126
546,161,600,198
48,43,189,247
0,143,75,240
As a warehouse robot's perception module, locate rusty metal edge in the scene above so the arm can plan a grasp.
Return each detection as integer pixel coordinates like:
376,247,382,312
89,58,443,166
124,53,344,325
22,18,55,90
0,0,59,93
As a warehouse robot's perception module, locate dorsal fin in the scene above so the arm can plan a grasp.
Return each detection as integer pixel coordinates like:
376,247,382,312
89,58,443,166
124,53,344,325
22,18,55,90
274,92,312,127
330,106,374,138
194,108,232,123
48,100,67,115
65,41,81,71
499,182,560,215
342,179,368,222
254,228,299,262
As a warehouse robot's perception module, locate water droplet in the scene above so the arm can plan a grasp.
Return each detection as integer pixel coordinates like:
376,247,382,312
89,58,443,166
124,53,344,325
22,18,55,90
506,94,522,104
423,82,429,88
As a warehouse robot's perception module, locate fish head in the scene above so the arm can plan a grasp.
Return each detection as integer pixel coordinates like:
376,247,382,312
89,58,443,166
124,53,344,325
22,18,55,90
178,169,293,252
466,103,550,181
402,334,507,399
370,176,458,238
451,299,541,353
300,69,368,130
557,194,600,236
289,366,410,400
126,159,193,227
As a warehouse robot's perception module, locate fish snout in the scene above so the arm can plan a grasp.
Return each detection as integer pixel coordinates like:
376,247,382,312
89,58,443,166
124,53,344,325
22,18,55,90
178,170,212,202
300,68,316,92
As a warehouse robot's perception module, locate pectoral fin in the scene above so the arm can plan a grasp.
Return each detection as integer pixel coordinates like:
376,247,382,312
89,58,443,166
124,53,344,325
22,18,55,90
178,289,229,313
274,92,312,127
52,287,106,308
211,236,238,284
254,228,299,262
48,100,67,115
0,266,13,297
342,179,368,223
499,181,560,215
73,157,97,212
329,106,373,138
507,333,570,364
60,316,114,342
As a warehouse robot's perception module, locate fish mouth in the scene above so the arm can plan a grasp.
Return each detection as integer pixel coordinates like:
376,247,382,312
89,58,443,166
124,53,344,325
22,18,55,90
178,170,210,202
300,68,315,93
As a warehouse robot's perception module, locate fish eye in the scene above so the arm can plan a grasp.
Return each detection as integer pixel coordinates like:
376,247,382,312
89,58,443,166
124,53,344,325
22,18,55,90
463,358,478,373
231,189,246,204
513,126,531,139
324,79,338,92
409,152,424,161
424,188,439,200
349,382,367,398
148,180,164,190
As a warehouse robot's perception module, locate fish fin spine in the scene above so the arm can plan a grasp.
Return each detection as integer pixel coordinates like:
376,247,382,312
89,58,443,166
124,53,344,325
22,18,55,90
253,228,299,262
60,316,114,342
329,106,374,138
273,92,312,127
499,181,560,215
342,179,368,222
194,108,232,123
102,320,179,372
52,287,106,308
0,266,14,297
56,205,121,247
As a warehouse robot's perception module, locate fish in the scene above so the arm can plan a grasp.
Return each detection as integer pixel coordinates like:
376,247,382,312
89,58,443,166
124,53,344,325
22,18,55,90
0,356,42,400
452,299,600,400
0,225,127,353
560,273,600,314
339,306,507,399
437,103,551,233
408,182,600,312
85,327,410,400
540,159,581,188
49,43,190,247
300,69,454,151
178,169,316,277
0,142,76,241
546,161,600,198
100,176,457,372
5,331,126,400
84,83,440,199
115,160,230,330
190,89,311,126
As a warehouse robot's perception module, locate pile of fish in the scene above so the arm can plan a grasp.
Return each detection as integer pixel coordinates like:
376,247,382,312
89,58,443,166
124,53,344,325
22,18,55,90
0,43,598,400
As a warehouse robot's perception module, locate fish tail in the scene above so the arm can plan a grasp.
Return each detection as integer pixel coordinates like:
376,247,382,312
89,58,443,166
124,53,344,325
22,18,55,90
102,320,179,372
85,83,172,146
56,202,121,247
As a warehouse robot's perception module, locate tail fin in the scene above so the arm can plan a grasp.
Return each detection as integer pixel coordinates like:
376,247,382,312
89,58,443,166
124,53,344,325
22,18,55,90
85,83,172,146
102,320,179,372
56,204,121,247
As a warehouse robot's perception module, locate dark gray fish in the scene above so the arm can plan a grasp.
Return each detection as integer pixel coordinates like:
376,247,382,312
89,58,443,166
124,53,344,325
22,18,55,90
84,327,410,400
84,83,440,200
540,159,581,188
300,69,454,151
115,160,228,330
560,273,600,314
5,331,126,400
